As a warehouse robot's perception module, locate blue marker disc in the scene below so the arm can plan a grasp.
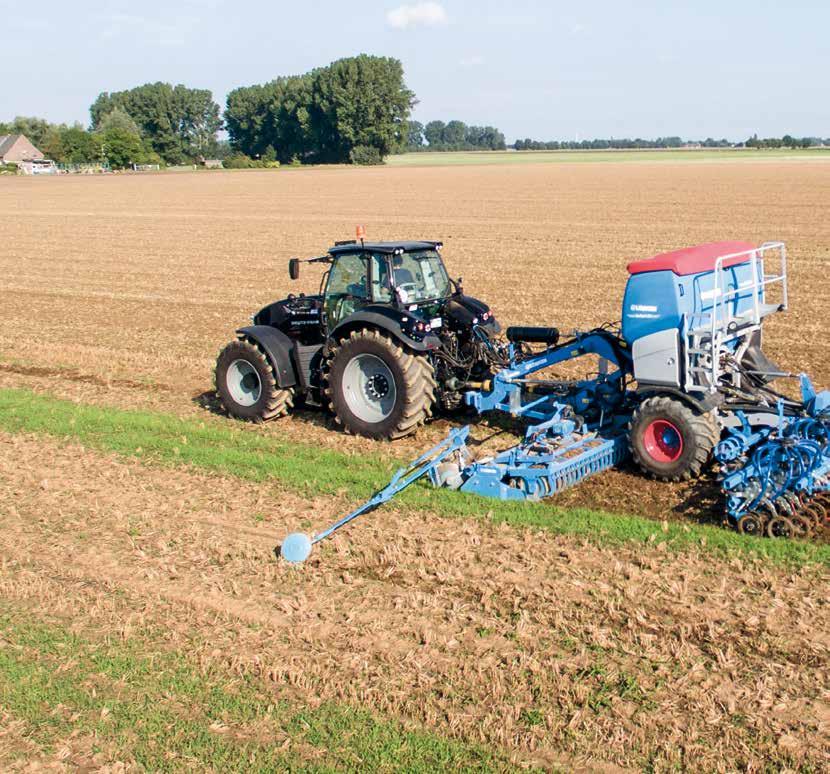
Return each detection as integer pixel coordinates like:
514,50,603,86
280,533,313,563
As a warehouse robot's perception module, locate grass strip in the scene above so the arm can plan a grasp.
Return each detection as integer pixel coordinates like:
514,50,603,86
0,386,827,566
386,148,830,167
0,604,510,772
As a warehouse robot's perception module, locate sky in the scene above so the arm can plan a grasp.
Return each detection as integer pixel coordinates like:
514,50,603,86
2,0,829,142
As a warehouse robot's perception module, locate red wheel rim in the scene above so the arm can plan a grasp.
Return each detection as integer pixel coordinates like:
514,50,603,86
643,419,684,463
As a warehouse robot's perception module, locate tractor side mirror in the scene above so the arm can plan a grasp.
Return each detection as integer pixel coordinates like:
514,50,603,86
289,258,300,280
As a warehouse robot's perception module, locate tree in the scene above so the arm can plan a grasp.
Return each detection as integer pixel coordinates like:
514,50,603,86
96,108,141,135
225,55,414,164
442,120,467,147
476,125,506,150
406,120,424,149
424,120,445,147
309,55,415,162
1,116,53,148
225,82,273,158
90,83,222,164
225,75,315,162
99,126,146,169
40,125,99,164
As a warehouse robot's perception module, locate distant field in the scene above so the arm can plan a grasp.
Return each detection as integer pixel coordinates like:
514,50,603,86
388,147,830,166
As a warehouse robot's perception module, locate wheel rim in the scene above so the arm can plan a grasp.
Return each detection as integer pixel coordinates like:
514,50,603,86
643,419,684,463
226,359,262,407
342,354,397,424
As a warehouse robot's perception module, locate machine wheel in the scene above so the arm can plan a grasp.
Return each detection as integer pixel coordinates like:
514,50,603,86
766,516,795,539
737,513,763,536
215,339,294,422
325,329,435,440
629,396,720,482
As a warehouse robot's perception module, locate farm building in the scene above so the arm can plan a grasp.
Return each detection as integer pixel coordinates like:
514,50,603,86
0,134,44,164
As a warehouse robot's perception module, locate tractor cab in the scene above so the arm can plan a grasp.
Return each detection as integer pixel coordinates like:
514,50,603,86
321,241,450,329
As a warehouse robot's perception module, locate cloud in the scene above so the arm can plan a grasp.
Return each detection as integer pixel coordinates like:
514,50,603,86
386,2,448,30
459,55,485,68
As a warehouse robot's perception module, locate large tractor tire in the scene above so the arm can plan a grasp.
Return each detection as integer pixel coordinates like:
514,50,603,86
215,339,294,422
629,395,720,482
325,329,435,440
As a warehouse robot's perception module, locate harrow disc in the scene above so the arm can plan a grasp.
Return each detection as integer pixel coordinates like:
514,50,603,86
737,513,764,537
789,513,813,538
766,516,796,539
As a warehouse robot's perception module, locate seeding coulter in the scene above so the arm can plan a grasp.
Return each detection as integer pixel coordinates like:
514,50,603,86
281,241,830,562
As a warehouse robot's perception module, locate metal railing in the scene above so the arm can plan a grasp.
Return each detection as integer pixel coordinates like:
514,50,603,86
686,242,788,393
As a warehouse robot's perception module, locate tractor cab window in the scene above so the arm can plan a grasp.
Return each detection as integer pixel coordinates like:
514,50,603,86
325,253,369,328
370,254,394,303
391,250,451,304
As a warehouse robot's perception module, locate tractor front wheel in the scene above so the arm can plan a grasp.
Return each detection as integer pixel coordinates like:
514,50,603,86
325,329,435,440
629,395,720,482
215,339,294,422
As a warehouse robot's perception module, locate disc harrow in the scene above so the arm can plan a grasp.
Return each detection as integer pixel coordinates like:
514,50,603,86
718,399,830,539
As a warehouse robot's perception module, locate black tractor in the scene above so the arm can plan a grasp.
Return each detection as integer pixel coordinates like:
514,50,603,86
215,239,509,439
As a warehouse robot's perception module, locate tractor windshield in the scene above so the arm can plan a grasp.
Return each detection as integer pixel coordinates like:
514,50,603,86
391,250,451,304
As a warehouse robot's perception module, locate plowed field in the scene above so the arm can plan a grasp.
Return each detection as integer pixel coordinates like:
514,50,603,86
1,160,828,769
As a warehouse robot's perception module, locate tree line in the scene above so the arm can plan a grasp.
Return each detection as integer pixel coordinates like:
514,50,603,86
514,135,828,151
2,56,513,169
406,120,506,151
744,134,826,149
4,57,826,170
0,82,221,170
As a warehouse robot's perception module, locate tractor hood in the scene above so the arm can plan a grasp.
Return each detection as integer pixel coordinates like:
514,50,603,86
443,294,501,333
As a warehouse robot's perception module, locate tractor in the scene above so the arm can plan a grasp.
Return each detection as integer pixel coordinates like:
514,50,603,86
214,235,510,439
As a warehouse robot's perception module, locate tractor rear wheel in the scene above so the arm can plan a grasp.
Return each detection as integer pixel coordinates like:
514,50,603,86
629,395,720,482
325,329,435,440
215,339,294,422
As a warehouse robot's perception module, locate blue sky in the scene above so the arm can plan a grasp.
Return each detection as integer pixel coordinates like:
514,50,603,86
3,0,828,141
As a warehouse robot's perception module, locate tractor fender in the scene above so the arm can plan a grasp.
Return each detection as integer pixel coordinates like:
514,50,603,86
635,385,723,415
329,308,441,353
236,325,297,388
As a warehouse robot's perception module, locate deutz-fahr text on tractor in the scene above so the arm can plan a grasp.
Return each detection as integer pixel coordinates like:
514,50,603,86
215,235,514,439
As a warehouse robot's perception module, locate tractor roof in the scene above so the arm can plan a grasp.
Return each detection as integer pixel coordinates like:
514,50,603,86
627,241,758,276
328,240,442,256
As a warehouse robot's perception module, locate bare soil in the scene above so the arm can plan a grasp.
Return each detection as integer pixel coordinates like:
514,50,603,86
2,162,830,767
0,431,827,770
1,162,829,523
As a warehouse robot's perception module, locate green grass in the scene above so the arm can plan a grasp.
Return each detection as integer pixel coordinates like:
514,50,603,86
0,386,827,566
0,604,509,771
386,148,830,167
